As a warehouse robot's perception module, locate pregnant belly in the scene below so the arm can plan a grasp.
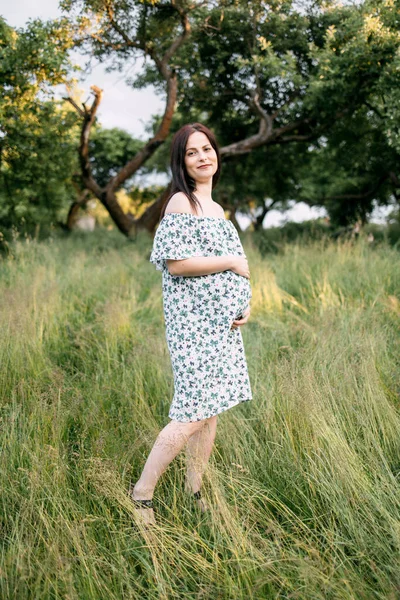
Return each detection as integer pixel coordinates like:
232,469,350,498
190,270,252,321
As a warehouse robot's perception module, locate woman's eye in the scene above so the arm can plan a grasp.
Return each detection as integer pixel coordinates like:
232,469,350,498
187,147,211,156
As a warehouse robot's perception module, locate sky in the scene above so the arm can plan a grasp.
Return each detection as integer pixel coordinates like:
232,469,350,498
2,1,389,228
2,0,165,140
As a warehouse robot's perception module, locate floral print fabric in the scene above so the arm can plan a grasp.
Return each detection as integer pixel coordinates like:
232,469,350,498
150,212,253,422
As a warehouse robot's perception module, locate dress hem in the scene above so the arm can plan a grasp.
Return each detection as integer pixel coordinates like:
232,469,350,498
168,396,252,423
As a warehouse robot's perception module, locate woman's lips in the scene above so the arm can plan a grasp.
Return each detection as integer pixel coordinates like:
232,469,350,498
197,164,211,169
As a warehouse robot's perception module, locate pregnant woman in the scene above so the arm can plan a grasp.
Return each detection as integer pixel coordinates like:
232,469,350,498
129,122,252,526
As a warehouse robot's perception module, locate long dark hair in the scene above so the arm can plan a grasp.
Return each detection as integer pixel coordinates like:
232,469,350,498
160,123,221,219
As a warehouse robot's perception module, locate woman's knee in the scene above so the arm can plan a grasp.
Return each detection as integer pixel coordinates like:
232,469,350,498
185,418,213,437
189,419,208,433
170,415,216,436
170,418,205,435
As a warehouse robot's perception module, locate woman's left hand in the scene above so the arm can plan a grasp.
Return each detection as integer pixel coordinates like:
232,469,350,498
231,305,251,329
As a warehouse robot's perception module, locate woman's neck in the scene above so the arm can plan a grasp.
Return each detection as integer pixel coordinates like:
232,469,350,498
193,180,213,203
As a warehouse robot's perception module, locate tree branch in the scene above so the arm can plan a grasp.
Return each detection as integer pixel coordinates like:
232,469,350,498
249,90,274,139
81,85,103,196
64,86,103,197
159,2,191,78
66,189,91,230
219,114,313,156
251,198,279,229
323,174,388,201
104,0,144,51
364,100,385,120
106,4,192,191
389,171,400,188
64,3,192,235
220,84,316,156
64,95,85,118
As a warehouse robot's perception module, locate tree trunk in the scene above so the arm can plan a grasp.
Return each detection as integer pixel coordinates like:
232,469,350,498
65,3,191,237
111,182,173,237
66,189,91,230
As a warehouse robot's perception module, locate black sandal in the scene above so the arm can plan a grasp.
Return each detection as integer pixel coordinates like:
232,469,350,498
128,484,154,509
193,489,210,513
131,498,154,509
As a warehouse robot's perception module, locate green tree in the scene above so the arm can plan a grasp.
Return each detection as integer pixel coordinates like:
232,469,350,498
297,110,399,226
62,0,193,235
59,0,399,234
66,127,152,229
89,128,145,189
162,0,400,225
297,0,400,225
4,0,399,235
0,17,79,235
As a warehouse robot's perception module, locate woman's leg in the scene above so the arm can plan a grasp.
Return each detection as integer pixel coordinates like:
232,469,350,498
184,415,218,511
131,418,207,524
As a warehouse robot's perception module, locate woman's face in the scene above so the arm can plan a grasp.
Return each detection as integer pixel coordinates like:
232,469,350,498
184,131,218,185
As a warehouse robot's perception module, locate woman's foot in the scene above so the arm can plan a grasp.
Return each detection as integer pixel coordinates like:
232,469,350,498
129,483,156,526
191,488,210,513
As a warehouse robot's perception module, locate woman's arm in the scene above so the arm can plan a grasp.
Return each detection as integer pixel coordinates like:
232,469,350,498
167,256,235,277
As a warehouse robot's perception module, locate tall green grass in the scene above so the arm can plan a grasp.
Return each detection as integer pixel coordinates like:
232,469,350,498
1,230,399,599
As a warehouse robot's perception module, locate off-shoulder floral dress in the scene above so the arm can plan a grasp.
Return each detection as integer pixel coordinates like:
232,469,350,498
150,212,253,422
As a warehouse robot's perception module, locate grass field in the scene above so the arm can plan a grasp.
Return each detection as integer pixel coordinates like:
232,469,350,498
1,229,399,599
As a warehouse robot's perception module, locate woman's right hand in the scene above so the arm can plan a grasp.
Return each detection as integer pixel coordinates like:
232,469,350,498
230,256,250,279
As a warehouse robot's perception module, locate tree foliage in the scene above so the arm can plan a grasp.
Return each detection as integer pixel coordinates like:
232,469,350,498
123,0,399,226
60,0,195,235
166,0,399,225
89,128,145,189
1,0,399,234
0,17,79,233
298,0,400,224
0,16,154,235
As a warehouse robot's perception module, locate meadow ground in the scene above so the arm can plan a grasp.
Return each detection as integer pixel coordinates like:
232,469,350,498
1,229,399,600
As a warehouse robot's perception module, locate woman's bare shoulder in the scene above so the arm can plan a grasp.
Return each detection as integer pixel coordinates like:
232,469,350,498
214,203,226,218
164,192,197,216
